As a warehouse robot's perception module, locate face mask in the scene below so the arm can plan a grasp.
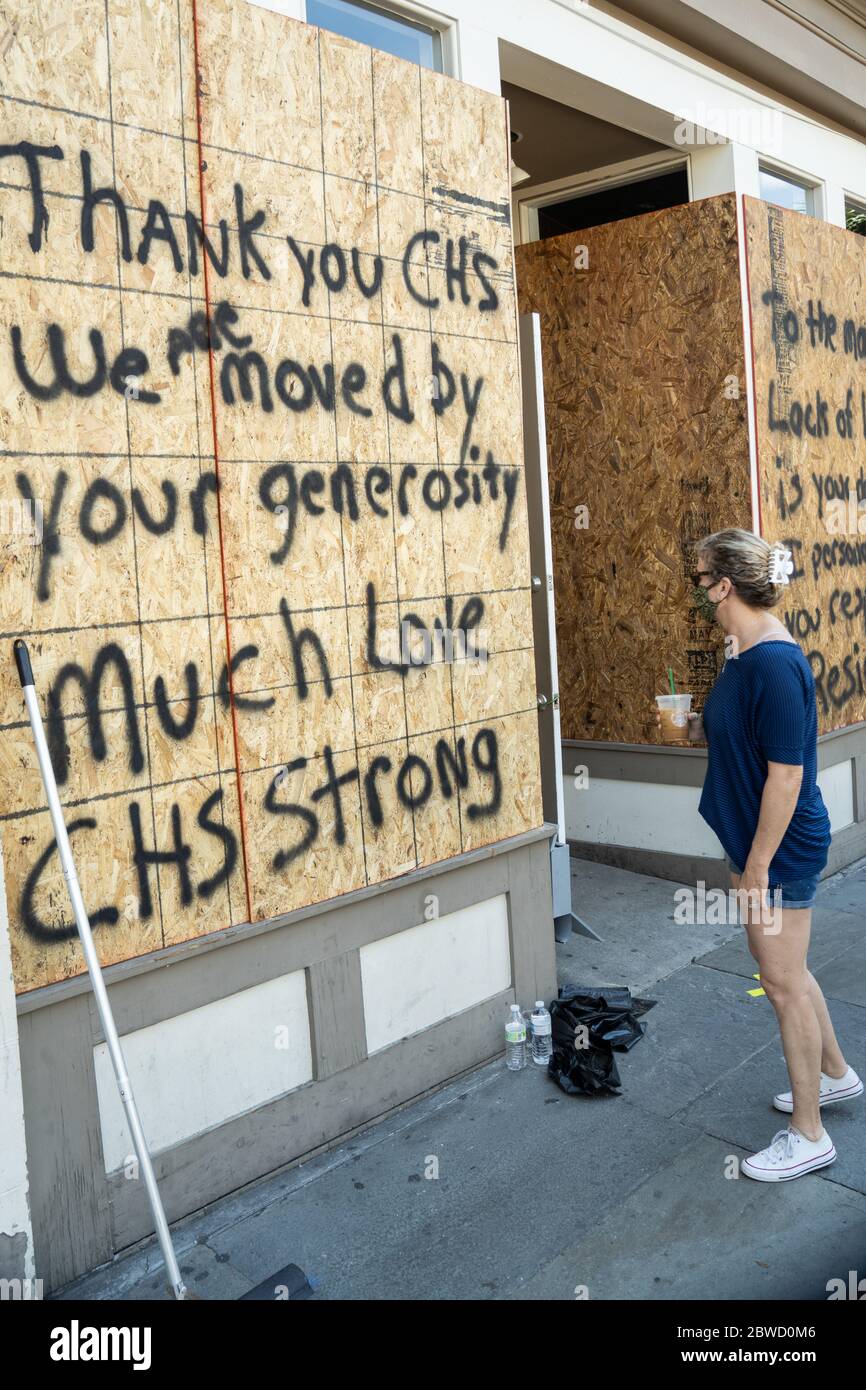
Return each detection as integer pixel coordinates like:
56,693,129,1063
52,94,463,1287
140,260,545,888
693,583,722,623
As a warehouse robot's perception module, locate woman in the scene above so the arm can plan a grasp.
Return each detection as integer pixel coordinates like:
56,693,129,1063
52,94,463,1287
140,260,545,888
680,528,860,1181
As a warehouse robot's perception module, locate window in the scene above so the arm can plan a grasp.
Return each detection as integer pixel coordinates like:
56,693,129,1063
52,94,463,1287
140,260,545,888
534,167,690,239
846,198,866,237
759,166,817,216
306,0,443,70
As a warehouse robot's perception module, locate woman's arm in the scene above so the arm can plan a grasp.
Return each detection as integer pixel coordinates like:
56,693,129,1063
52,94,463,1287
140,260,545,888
743,661,809,901
740,761,803,897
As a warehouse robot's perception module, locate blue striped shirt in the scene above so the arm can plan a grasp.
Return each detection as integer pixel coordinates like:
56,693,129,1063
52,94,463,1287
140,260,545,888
698,640,831,880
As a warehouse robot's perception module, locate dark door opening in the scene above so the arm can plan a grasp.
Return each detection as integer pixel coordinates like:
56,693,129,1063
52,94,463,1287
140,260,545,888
536,167,690,238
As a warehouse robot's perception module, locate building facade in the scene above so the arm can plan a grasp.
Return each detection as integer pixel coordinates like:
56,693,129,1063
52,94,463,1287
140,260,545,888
2,0,866,1293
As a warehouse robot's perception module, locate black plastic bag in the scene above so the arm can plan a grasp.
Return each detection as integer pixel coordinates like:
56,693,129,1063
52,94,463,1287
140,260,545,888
547,984,656,1097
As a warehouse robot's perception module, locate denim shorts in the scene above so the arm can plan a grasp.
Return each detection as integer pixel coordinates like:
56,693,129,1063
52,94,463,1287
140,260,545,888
725,855,820,909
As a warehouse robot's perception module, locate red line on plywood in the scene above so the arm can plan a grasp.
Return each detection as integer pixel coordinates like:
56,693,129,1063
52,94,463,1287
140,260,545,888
189,0,254,925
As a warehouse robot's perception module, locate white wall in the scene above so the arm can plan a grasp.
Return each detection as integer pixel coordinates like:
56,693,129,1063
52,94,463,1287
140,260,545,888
93,893,513,1168
312,0,866,219
818,759,855,833
565,756,856,858
495,0,866,201
361,894,511,1052
566,776,724,857
0,839,35,1282
94,969,313,1172
275,1,866,235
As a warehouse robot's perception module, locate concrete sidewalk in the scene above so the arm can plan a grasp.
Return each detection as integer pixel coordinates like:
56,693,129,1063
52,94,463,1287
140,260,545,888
58,856,866,1301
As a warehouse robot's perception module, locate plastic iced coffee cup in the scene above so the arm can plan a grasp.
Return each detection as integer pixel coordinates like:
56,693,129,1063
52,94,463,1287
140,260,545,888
656,693,692,744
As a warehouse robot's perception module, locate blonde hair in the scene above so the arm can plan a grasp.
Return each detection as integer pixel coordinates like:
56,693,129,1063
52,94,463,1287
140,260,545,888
695,528,787,609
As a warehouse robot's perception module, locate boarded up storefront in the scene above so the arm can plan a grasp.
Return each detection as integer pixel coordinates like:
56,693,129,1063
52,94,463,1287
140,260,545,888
0,0,552,1288
516,195,752,743
0,0,543,992
517,193,866,745
745,196,866,733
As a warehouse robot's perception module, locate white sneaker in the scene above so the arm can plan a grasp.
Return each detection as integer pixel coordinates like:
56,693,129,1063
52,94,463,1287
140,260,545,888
773,1066,863,1113
741,1126,836,1182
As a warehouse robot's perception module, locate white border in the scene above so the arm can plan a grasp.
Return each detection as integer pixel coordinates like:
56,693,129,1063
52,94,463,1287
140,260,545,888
302,0,459,75
514,151,691,244
757,156,825,217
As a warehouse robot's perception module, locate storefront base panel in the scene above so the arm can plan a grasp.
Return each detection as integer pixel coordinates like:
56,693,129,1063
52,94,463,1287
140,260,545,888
17,827,555,1294
566,727,866,888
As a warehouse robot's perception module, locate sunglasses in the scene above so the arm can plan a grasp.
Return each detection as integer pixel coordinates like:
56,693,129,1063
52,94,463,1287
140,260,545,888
690,569,721,587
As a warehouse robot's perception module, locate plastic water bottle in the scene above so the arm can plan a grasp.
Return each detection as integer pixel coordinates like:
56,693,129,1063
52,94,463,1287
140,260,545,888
531,1001,552,1065
505,1003,527,1071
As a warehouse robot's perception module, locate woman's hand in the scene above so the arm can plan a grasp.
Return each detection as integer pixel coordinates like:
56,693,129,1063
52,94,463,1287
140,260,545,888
737,855,770,920
687,711,705,743
652,706,706,743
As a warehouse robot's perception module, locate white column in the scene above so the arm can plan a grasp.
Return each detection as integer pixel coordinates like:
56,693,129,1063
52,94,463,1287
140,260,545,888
824,182,847,228
689,140,760,200
0,838,34,1283
453,20,500,93
247,0,305,20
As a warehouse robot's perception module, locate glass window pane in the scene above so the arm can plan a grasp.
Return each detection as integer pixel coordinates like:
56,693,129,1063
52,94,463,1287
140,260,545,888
307,0,443,70
759,168,812,214
846,200,866,237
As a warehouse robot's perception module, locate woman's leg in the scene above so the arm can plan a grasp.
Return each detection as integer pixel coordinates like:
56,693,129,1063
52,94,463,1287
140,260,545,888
733,880,821,1138
805,971,848,1078
731,872,848,1080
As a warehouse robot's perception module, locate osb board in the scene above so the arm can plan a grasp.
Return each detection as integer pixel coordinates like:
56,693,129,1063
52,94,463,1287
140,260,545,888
744,196,866,733
0,0,541,992
516,194,752,742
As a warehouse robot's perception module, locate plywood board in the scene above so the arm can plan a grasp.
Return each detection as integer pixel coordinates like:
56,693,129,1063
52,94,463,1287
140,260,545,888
744,196,866,732
516,195,752,742
0,0,541,991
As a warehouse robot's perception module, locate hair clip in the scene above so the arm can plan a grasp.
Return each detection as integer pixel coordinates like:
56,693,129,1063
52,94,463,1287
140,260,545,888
767,545,794,585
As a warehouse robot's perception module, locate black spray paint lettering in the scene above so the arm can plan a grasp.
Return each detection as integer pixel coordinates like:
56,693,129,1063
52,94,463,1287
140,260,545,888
810,471,850,522
0,140,264,279
782,606,820,639
260,457,521,556
775,464,802,521
767,380,830,438
286,237,384,307
811,536,866,582
364,583,486,676
265,730,502,871
167,301,252,375
15,467,220,601
0,140,63,251
804,299,837,352
45,640,254,785
401,231,499,313
79,148,268,280
828,587,866,634
46,643,146,786
11,323,161,404
3,141,502,313
810,642,866,715
19,788,237,941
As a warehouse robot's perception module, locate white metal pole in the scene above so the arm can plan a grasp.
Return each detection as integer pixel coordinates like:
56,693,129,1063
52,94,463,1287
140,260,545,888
522,313,567,846
14,639,188,1301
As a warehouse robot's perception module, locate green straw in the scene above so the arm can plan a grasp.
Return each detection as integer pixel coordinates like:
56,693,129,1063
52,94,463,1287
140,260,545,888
668,668,676,695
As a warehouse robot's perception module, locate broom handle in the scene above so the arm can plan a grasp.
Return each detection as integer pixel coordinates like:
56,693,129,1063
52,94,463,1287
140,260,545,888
13,639,188,1301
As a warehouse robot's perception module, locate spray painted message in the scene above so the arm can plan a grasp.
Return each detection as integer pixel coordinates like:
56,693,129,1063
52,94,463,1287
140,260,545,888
746,198,866,727
0,0,542,990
